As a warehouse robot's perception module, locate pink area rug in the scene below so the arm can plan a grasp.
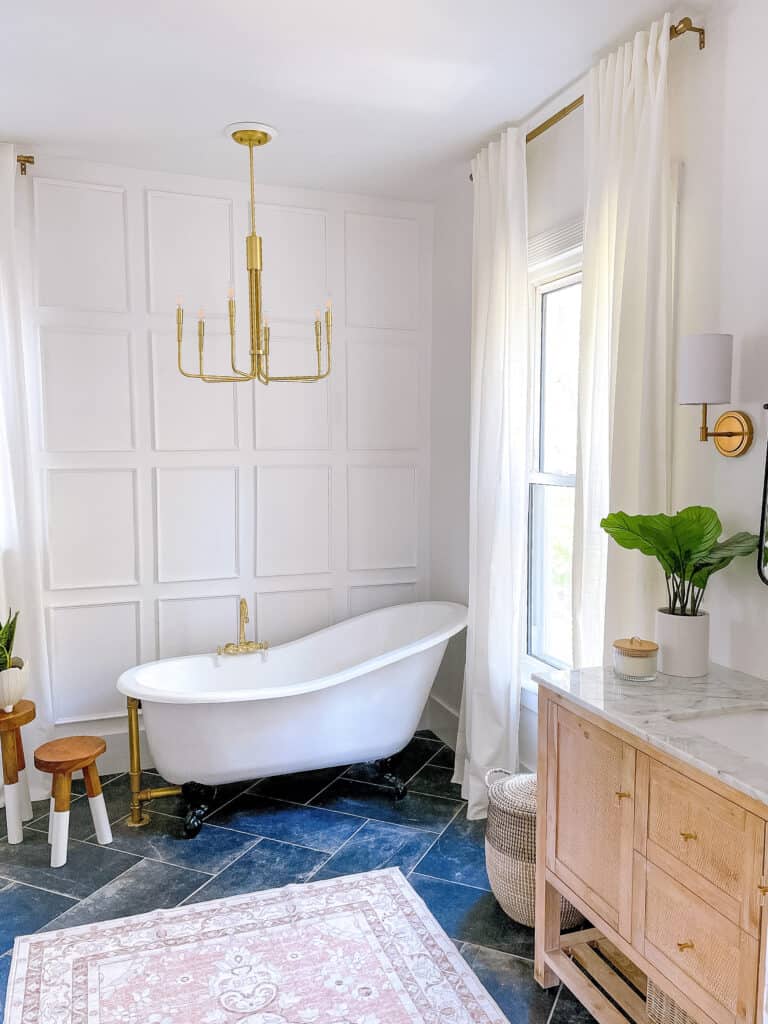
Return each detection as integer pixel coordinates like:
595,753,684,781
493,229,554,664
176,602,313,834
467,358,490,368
5,868,508,1023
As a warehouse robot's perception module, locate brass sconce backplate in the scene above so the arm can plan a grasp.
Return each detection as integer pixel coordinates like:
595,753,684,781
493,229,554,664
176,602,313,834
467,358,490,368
713,411,754,457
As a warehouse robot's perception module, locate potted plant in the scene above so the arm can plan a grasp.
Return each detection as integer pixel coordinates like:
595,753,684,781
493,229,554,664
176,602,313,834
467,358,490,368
601,507,758,677
0,609,26,713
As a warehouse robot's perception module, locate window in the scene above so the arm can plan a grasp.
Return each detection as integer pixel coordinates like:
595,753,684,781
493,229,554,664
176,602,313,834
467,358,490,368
527,270,581,669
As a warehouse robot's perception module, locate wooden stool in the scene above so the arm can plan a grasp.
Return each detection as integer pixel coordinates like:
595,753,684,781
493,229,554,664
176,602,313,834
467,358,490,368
0,700,36,845
34,736,112,868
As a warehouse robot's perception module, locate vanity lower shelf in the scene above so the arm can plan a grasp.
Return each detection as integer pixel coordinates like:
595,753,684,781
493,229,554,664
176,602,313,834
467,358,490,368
536,684,768,1024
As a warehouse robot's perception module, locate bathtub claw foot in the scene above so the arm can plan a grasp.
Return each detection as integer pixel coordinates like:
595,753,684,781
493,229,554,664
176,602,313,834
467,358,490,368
374,758,409,802
181,782,216,838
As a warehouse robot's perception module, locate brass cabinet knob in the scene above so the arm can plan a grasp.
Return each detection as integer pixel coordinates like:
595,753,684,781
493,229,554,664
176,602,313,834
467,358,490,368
679,831,698,841
615,791,632,800
677,941,695,952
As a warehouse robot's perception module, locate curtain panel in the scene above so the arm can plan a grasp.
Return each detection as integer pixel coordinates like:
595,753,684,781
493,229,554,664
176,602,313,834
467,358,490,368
453,127,529,819
0,143,54,800
573,14,678,667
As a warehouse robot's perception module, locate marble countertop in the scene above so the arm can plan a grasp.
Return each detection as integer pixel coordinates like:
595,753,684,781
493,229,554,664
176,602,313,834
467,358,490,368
532,664,768,808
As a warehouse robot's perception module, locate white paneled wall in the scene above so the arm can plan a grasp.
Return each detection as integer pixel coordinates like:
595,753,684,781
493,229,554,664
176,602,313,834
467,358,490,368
25,155,432,732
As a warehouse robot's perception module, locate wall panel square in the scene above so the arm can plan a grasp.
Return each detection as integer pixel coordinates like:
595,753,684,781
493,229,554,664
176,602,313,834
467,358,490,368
347,342,419,450
254,337,330,450
157,594,239,658
151,332,238,450
256,588,332,645
34,179,128,312
256,466,331,576
147,190,233,314
348,466,417,570
349,582,418,616
345,212,419,330
155,467,239,582
41,328,134,451
48,602,139,721
256,205,327,322
47,469,138,589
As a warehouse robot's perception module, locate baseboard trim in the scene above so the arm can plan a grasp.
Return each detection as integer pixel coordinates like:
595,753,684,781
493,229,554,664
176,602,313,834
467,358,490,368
420,693,459,750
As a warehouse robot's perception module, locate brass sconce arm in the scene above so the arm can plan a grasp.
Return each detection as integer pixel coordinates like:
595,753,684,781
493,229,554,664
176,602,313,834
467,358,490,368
698,403,754,457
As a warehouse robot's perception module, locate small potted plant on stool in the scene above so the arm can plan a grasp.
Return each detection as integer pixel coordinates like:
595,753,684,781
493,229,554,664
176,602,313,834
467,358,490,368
0,609,26,712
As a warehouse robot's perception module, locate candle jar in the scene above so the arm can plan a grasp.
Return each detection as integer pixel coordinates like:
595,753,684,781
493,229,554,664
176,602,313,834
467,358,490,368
612,637,658,681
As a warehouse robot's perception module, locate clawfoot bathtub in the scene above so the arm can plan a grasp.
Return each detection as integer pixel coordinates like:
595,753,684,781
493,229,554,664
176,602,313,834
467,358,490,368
117,601,467,833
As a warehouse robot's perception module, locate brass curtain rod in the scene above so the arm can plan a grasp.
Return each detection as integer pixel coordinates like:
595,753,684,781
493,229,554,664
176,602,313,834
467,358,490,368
470,16,705,180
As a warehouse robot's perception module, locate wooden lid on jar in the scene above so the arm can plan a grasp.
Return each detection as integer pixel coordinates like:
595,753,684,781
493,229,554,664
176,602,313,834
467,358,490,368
612,636,659,657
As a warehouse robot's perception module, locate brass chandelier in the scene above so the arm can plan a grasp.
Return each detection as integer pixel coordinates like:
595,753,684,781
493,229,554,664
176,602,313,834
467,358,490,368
176,123,332,384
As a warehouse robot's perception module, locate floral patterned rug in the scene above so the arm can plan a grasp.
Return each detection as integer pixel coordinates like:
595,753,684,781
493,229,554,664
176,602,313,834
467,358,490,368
5,868,508,1023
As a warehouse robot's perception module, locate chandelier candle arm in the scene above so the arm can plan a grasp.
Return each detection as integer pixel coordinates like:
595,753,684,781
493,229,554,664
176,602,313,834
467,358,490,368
175,124,332,386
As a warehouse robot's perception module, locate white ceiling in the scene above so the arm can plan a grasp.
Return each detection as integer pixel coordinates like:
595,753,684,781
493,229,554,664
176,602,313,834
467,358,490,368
3,1,677,199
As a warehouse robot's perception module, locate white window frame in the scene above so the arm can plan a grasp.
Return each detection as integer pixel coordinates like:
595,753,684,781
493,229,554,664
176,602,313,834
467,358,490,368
520,248,583,691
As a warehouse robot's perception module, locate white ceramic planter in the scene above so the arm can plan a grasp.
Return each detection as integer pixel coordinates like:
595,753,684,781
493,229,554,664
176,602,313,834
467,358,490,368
0,662,27,713
655,609,709,678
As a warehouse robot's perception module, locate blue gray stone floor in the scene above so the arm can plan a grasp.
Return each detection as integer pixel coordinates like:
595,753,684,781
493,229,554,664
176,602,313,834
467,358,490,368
0,732,593,1024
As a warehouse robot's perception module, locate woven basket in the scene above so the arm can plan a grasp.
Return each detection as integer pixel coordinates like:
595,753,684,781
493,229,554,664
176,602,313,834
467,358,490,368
647,980,696,1024
485,769,584,929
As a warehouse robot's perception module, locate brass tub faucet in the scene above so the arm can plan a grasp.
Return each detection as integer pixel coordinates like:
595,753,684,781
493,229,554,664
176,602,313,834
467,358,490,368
217,598,269,655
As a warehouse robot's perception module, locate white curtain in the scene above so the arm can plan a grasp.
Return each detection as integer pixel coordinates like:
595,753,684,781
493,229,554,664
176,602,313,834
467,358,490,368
453,127,529,820
0,143,54,800
573,14,678,667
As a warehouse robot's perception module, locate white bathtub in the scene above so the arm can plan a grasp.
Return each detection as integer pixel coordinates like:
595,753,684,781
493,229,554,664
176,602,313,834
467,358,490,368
117,601,467,787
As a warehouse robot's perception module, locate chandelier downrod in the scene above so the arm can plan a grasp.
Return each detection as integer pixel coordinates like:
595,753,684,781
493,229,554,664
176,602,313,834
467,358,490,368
176,124,332,385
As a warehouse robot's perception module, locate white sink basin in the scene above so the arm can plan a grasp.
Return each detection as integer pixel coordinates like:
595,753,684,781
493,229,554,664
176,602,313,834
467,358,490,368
667,707,768,765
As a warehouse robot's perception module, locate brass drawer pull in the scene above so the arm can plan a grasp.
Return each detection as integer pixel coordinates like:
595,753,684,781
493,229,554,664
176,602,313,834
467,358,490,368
615,791,632,800
677,941,695,952
679,831,698,841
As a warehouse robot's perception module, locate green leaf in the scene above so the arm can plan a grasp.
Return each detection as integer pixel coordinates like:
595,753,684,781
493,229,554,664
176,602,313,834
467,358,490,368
689,532,759,589
0,609,18,670
600,511,678,575
697,531,759,565
669,506,722,564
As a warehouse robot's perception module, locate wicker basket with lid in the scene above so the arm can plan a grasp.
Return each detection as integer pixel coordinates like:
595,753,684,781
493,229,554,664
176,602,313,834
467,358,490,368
484,769,583,929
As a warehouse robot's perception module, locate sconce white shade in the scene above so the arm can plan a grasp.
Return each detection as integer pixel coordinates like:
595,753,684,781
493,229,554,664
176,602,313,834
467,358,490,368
677,333,733,405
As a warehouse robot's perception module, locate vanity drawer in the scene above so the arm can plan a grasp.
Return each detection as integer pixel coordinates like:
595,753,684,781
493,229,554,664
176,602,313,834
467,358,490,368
643,760,763,935
635,859,759,1024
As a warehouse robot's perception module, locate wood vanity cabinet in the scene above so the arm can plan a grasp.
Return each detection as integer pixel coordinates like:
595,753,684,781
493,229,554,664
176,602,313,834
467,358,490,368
536,686,768,1024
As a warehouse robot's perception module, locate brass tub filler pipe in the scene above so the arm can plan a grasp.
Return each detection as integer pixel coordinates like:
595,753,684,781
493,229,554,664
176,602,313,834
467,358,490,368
126,696,181,827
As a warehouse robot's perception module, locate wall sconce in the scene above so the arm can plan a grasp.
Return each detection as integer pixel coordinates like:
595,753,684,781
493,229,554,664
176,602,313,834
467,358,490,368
677,333,754,457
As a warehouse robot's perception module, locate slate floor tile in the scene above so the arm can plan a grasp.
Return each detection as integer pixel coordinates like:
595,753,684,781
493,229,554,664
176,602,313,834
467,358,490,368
207,792,363,852
101,812,259,873
184,839,326,903
430,745,456,770
409,873,535,958
0,882,76,954
312,777,462,832
415,729,441,741
0,827,139,900
39,858,210,931
323,819,436,875
0,952,10,1009
551,983,598,1024
409,762,464,800
461,943,558,1023
27,774,140,841
249,765,347,805
416,806,490,889
344,736,442,787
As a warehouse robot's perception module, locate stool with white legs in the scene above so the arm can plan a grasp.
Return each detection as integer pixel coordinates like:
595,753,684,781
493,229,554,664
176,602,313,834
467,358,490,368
0,700,36,845
34,736,112,868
